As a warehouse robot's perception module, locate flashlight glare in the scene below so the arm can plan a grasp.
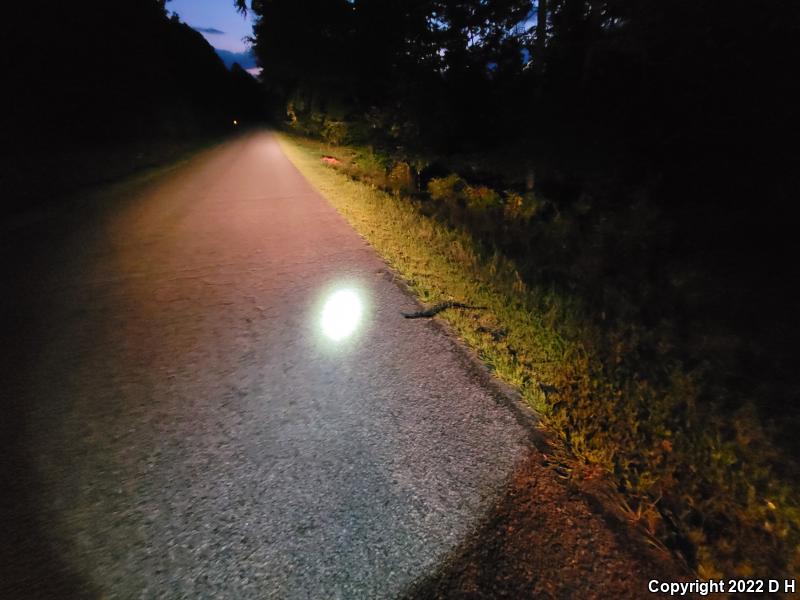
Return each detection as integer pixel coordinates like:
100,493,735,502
321,289,363,341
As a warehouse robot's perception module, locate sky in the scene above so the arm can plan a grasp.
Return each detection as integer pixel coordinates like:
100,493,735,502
168,0,259,72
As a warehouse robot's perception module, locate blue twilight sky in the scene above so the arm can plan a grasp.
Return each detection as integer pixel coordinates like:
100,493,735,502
168,0,258,71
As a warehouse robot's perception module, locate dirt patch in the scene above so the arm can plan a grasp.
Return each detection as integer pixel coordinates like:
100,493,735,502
404,449,697,599
321,155,343,166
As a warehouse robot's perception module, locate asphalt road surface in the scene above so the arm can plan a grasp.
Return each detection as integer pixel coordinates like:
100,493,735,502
1,132,531,598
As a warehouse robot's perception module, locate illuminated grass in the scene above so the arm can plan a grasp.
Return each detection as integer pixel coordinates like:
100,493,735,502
278,133,570,411
277,132,800,580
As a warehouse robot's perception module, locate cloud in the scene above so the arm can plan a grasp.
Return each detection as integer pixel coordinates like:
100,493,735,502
194,26,225,35
214,48,257,70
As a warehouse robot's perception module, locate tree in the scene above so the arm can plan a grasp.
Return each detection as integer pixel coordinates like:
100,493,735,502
534,0,547,77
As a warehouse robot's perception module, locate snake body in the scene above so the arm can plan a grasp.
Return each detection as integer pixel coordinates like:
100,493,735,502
402,301,479,319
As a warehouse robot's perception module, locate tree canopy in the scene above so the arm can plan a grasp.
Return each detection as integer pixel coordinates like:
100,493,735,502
3,0,267,146
236,0,798,195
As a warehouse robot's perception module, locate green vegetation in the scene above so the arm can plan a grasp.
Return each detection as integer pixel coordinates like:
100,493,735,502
278,132,800,581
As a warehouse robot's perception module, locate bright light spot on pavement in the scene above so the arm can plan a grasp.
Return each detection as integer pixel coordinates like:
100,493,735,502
321,289,363,341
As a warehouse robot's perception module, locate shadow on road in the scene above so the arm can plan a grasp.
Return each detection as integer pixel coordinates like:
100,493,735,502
402,446,692,599
0,308,99,599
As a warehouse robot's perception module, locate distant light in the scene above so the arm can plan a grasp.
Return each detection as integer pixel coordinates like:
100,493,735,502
320,289,363,341
233,119,238,126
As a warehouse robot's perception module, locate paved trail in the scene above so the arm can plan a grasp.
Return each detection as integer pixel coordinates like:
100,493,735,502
1,132,531,598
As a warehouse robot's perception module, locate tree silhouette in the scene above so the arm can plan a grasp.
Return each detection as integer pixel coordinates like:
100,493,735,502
3,0,267,148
